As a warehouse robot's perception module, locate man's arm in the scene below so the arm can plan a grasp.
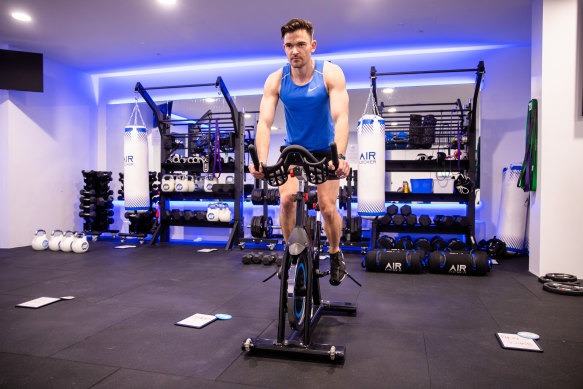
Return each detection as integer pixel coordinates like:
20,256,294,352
325,62,350,176
251,69,281,178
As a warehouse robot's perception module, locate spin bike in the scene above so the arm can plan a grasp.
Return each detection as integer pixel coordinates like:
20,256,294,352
242,143,358,362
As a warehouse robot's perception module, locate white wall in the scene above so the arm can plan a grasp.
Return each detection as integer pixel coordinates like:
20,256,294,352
529,0,583,277
0,58,97,248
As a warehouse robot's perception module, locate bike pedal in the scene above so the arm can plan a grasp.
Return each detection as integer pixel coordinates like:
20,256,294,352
315,270,330,278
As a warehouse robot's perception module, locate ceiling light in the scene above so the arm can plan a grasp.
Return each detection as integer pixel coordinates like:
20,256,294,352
157,0,176,5
11,11,32,22
388,107,397,113
204,98,216,103
271,126,278,130
244,114,252,118
390,122,398,126
382,88,394,94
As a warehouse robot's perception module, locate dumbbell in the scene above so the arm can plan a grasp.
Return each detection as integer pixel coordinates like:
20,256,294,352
434,215,454,227
262,253,278,265
95,196,113,206
79,211,96,218
378,213,392,225
419,215,432,227
448,238,467,251
431,236,448,251
392,214,405,226
377,235,395,250
453,215,469,227
387,204,398,216
183,210,194,222
172,209,184,222
396,236,413,250
405,214,417,226
79,204,96,211
414,237,431,253
80,189,95,196
400,205,412,216
195,210,207,221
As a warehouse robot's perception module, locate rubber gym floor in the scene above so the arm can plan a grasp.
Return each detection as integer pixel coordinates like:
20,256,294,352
0,242,581,389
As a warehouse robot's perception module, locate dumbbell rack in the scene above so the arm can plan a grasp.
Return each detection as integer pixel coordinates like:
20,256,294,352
118,172,160,244
79,170,119,240
135,78,244,249
368,62,485,249
238,179,280,250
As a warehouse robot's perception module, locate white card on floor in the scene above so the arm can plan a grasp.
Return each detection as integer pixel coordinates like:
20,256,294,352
16,297,61,309
197,248,217,253
175,313,217,329
114,245,137,249
496,333,543,352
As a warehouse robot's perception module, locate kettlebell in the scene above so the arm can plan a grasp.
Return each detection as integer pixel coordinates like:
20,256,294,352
204,175,218,192
32,229,49,251
59,231,75,252
186,175,195,192
161,175,175,192
206,203,219,222
225,175,234,184
174,175,187,192
218,203,232,222
194,176,204,191
72,232,90,254
48,230,64,251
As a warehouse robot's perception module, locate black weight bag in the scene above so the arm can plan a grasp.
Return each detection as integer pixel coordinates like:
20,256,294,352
428,250,491,276
363,249,424,274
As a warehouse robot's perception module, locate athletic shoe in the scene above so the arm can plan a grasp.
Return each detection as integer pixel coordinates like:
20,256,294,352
329,250,347,286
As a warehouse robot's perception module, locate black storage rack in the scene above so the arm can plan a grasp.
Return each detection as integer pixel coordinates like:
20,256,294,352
369,61,485,247
135,78,245,249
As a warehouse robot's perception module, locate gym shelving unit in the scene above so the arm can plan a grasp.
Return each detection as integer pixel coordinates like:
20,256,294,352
136,78,245,249
79,170,119,241
369,61,485,248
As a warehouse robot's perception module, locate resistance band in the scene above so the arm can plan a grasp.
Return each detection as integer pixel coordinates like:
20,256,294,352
518,99,538,192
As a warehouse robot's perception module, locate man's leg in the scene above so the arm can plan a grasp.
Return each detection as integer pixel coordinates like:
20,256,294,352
317,179,346,285
278,175,299,243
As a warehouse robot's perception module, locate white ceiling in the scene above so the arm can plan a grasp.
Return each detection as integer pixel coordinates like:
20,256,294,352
0,0,532,72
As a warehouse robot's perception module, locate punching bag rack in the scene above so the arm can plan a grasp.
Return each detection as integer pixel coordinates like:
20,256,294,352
135,77,245,249
368,61,485,249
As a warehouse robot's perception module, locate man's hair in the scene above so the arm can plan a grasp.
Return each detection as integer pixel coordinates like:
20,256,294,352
281,18,313,39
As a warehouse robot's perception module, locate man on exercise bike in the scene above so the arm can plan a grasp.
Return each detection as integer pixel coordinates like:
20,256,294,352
249,18,350,286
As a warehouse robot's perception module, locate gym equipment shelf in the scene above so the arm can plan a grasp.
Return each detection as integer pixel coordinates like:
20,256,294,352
369,61,485,248
136,78,245,249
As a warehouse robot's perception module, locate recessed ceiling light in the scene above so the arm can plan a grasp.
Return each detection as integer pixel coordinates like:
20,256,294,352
382,88,394,94
390,122,398,126
388,107,397,113
204,98,216,103
157,0,176,5
244,114,252,118
271,126,278,130
11,11,32,22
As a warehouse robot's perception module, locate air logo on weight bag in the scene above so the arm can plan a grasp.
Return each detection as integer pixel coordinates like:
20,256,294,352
384,262,402,272
449,264,467,274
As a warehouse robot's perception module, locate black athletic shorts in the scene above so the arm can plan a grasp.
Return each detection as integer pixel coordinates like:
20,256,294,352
280,145,340,180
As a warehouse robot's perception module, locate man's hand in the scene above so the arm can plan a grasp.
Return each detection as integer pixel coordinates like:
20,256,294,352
329,159,350,179
249,163,265,180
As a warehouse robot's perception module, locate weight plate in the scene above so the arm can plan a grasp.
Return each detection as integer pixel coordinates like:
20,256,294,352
542,281,583,296
545,273,578,283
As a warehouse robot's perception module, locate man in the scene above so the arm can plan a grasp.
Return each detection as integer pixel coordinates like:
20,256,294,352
249,18,350,285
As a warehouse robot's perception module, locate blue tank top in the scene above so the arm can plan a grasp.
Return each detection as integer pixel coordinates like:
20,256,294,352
280,59,335,151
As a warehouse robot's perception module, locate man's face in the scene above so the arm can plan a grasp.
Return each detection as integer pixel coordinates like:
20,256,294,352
283,29,316,68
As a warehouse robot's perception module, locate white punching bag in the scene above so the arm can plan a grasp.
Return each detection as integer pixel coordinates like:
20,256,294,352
357,114,386,219
124,103,150,212
496,165,529,253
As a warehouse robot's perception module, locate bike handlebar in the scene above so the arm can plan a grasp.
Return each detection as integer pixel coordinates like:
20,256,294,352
249,142,339,187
